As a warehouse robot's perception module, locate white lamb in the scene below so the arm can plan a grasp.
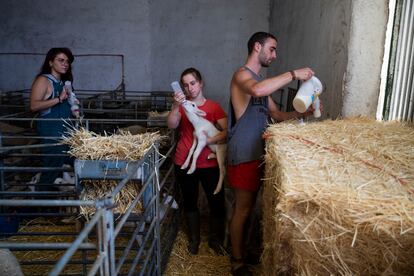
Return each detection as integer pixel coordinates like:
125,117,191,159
180,100,226,194
64,81,80,118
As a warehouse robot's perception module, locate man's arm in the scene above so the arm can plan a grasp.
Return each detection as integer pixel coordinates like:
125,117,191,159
234,67,314,98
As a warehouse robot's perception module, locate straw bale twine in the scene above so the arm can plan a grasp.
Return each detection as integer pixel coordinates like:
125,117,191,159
262,117,414,275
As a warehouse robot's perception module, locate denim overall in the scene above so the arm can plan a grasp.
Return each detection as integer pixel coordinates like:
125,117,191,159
37,74,72,190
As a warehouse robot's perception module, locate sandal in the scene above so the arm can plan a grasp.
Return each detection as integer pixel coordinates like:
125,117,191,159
231,256,252,276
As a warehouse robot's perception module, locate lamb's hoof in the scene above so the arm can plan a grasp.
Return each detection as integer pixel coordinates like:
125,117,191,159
181,164,188,170
207,153,217,160
187,167,195,174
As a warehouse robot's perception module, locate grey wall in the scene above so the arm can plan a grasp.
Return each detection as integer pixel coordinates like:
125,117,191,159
0,0,269,106
269,0,352,119
0,0,151,91
0,0,389,117
343,0,388,117
268,0,389,119
149,0,269,105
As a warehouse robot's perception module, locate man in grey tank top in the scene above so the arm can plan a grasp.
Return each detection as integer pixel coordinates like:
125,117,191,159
227,32,318,276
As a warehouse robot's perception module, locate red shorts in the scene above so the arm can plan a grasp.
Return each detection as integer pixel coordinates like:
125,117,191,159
227,160,263,192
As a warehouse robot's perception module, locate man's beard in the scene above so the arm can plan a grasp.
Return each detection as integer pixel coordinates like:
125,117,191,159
261,61,270,68
259,53,272,67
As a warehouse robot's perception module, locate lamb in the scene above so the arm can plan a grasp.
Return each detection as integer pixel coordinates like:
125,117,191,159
0,249,23,276
180,100,226,194
64,81,80,118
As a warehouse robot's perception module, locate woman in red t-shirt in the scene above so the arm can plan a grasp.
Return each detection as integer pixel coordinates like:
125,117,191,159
167,67,227,255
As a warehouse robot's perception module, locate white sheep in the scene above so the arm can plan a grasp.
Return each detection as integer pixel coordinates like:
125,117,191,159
180,100,226,194
0,249,24,276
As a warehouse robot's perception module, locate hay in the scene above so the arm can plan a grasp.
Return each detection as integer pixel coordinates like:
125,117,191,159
147,111,170,127
62,128,162,218
62,127,162,161
164,230,231,275
148,110,170,118
8,218,85,275
8,218,143,275
79,180,143,219
262,117,414,275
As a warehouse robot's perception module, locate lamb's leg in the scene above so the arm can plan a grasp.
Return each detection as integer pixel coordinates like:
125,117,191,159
207,152,217,159
187,135,207,174
213,144,226,194
207,141,217,159
181,137,197,170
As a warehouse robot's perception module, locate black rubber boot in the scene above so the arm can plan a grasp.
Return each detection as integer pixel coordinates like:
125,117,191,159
208,217,225,255
231,256,252,276
186,211,200,255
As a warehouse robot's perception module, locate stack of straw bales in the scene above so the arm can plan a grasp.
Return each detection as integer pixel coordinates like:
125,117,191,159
262,117,414,275
62,128,162,218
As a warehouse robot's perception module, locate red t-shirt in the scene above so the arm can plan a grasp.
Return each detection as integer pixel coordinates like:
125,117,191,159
174,99,226,168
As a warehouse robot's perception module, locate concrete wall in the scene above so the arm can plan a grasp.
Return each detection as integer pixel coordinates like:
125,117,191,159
269,0,352,119
0,0,389,116
343,0,388,117
0,0,151,91
149,0,268,105
268,0,389,119
0,0,269,106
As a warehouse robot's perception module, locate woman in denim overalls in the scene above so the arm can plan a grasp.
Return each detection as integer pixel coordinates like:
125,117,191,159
30,48,74,191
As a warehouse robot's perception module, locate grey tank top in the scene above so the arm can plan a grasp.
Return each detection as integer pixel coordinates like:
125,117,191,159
227,66,269,165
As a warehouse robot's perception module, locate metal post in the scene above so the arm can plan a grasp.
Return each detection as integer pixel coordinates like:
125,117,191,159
154,145,161,276
0,132,4,194
105,205,116,275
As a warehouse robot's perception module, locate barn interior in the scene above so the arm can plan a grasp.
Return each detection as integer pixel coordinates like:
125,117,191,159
0,0,412,275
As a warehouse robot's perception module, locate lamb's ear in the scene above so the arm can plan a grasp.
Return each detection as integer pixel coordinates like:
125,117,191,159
196,109,207,117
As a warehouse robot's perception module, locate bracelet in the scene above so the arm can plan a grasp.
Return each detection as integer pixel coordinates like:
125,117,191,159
289,70,296,81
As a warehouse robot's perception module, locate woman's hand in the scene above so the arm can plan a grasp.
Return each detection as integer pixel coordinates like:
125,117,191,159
167,91,186,129
59,87,69,102
173,91,186,105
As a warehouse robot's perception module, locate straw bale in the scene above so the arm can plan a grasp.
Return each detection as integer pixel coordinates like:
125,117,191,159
262,117,414,275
